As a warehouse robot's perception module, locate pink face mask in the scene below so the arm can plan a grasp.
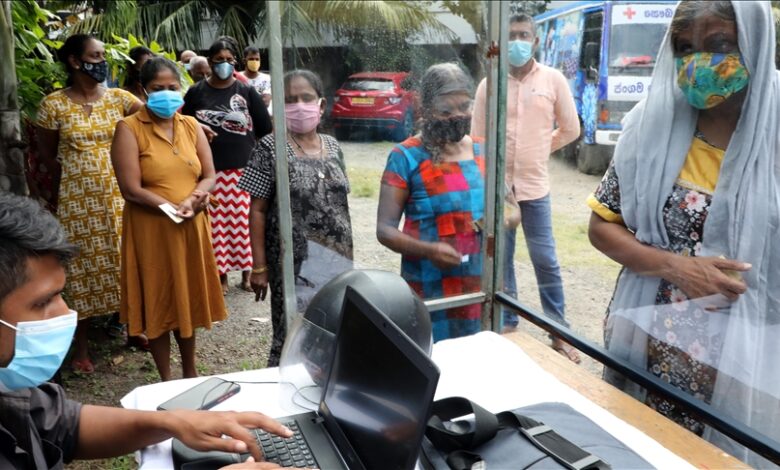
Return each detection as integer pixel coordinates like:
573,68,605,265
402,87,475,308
285,100,321,134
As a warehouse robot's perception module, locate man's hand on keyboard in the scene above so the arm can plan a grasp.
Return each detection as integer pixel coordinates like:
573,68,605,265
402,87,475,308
167,409,293,461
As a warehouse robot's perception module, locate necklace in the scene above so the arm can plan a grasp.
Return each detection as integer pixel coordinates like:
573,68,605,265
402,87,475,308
290,134,323,158
290,134,327,179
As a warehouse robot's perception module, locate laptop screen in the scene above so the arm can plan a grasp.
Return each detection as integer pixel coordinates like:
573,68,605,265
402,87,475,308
320,287,439,470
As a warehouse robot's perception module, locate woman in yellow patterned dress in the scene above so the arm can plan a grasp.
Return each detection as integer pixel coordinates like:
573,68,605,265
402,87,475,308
35,34,142,373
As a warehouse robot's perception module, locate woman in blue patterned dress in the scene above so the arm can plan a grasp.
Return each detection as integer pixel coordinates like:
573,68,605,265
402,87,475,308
377,63,484,342
587,2,780,466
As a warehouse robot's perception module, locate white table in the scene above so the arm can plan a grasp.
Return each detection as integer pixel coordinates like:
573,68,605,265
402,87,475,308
122,332,695,469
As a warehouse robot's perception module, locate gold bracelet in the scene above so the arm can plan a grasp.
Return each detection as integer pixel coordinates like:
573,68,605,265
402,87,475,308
251,266,268,274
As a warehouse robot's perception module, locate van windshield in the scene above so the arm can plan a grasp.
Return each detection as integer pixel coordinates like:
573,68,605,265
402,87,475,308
608,23,667,76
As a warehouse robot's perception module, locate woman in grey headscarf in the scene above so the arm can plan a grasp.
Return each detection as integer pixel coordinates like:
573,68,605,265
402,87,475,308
587,1,780,466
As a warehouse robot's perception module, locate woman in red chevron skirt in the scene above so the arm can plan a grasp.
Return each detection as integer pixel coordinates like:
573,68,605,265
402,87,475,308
182,37,272,293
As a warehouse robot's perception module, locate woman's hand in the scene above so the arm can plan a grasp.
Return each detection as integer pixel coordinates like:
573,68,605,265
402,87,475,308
177,191,211,218
666,255,750,302
200,123,218,142
191,190,210,213
176,198,196,219
250,271,269,302
429,242,462,270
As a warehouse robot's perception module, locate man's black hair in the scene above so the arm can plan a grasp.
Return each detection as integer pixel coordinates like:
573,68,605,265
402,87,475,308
0,193,78,304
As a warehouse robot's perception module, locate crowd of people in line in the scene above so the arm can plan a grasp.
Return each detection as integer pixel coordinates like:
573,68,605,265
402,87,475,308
3,0,780,467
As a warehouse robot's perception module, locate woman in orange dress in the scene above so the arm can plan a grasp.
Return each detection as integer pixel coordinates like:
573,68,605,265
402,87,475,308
111,57,226,381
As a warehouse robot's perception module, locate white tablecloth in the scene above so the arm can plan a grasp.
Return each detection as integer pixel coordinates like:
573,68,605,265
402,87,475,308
121,331,693,469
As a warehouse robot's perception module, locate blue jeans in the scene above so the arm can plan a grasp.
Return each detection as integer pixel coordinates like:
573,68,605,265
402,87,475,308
502,194,568,329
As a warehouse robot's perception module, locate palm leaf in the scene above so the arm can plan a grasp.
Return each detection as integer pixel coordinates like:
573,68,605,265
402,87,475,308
217,5,251,50
300,0,448,36
138,1,206,50
253,1,320,48
66,0,138,40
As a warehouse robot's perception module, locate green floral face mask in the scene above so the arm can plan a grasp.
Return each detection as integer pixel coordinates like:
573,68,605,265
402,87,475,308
675,52,749,109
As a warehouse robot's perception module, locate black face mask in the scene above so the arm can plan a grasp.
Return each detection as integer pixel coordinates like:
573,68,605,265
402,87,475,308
80,60,108,83
422,115,471,146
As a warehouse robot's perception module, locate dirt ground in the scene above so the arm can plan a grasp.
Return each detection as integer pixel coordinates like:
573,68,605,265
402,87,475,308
63,140,618,468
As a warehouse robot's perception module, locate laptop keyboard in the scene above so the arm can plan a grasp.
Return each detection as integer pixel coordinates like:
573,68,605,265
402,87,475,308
254,421,317,468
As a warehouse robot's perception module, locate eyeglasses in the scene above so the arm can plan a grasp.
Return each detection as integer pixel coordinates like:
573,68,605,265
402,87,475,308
432,99,474,116
211,58,237,65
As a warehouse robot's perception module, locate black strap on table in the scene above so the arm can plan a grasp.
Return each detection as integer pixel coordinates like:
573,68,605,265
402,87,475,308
425,397,610,470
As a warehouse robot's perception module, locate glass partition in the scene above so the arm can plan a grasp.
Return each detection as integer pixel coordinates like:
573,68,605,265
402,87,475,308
261,0,779,464
500,1,780,466
266,0,497,344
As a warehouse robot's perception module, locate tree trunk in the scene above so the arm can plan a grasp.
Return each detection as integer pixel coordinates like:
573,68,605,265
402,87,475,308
0,1,27,195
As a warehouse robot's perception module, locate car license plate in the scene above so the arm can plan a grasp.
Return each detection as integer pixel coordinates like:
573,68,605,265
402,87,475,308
351,97,374,105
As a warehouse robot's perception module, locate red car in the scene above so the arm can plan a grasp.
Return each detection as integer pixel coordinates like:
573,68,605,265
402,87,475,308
331,72,417,142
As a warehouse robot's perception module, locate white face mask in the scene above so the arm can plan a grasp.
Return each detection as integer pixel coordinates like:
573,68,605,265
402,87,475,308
0,311,77,391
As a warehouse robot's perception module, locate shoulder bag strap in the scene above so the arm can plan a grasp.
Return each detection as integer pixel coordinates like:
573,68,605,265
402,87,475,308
496,411,611,470
425,397,611,470
425,397,498,452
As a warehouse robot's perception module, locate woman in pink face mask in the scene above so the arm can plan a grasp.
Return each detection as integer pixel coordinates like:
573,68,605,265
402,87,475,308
238,69,353,366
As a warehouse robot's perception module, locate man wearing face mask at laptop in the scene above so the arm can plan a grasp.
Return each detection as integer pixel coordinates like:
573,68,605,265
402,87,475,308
471,13,580,363
0,192,293,469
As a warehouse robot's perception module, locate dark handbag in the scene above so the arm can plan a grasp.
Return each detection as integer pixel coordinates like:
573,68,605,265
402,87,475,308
420,397,654,470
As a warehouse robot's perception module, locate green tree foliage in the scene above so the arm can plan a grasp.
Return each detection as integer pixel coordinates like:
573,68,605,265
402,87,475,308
12,0,183,123
56,0,444,53
105,33,188,89
11,1,65,122
510,0,550,16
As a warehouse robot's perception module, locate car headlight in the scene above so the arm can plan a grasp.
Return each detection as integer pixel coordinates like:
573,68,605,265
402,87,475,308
333,96,341,103
388,96,402,105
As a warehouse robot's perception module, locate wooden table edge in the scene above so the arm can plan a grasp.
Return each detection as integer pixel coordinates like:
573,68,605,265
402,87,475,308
503,331,750,469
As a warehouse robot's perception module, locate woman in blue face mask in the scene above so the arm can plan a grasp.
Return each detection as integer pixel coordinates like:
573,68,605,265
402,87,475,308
587,1,780,466
111,57,227,382
182,37,273,295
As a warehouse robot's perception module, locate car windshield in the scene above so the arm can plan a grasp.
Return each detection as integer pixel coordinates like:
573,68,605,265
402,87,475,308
342,79,395,92
608,23,667,76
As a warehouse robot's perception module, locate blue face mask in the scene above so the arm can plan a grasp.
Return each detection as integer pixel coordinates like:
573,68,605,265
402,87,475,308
0,311,77,391
508,40,534,68
146,89,184,119
213,62,234,80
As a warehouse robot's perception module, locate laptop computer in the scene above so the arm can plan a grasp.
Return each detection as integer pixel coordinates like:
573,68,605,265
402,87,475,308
172,286,440,470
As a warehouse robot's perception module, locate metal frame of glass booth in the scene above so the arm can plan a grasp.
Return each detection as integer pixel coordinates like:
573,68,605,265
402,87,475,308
262,0,780,463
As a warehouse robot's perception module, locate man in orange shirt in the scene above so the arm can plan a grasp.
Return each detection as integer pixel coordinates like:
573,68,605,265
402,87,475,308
472,14,580,362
